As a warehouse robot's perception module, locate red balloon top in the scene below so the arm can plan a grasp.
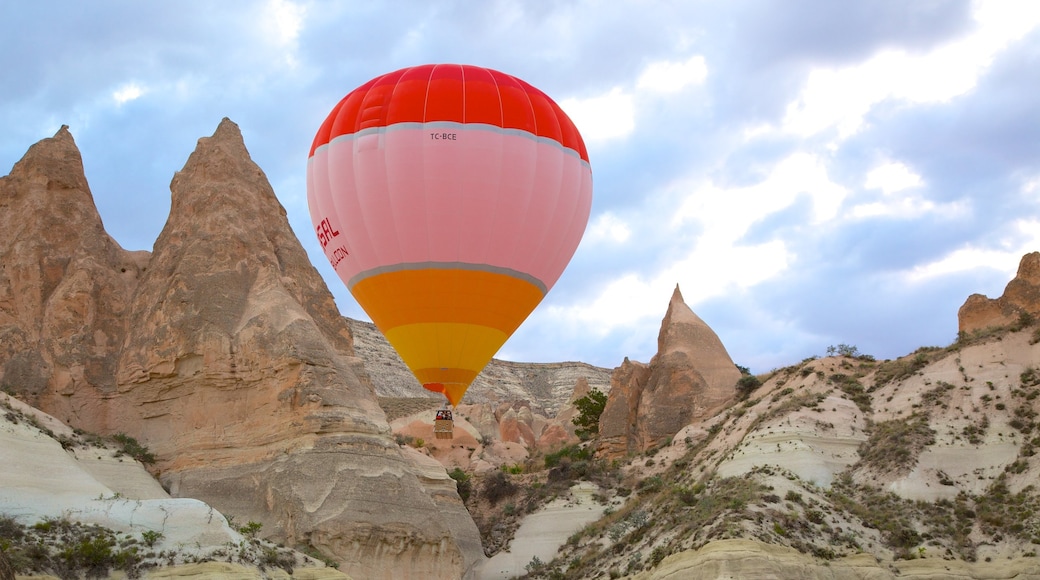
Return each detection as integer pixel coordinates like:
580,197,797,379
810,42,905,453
309,64,589,163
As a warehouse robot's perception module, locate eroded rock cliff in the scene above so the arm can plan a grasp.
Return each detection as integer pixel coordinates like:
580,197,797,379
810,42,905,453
0,122,483,579
0,125,146,408
959,251,1040,334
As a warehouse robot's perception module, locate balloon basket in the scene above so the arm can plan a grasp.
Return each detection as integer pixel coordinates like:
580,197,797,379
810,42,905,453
434,408,454,440
434,419,454,439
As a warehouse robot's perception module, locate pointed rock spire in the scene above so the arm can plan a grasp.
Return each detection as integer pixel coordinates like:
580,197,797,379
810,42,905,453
0,124,142,406
599,284,740,456
8,125,90,193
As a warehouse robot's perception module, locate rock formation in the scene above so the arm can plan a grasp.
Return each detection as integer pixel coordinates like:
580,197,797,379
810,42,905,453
0,392,350,579
959,251,1040,334
598,285,740,456
0,125,146,407
0,122,483,579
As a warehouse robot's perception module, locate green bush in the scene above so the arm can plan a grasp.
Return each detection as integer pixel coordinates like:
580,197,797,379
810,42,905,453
572,390,608,440
448,467,472,501
111,433,156,465
736,375,762,400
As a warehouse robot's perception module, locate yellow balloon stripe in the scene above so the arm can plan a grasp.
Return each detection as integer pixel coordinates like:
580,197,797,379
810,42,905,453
385,322,506,406
350,268,544,405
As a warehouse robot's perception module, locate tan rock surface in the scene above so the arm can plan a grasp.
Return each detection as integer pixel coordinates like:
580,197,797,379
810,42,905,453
0,125,143,409
1,392,245,557
599,285,740,456
143,562,351,579
476,483,606,579
959,251,1040,334
0,122,484,579
631,538,1040,580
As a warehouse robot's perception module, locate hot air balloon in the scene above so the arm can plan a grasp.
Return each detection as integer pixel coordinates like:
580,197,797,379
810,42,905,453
307,64,592,437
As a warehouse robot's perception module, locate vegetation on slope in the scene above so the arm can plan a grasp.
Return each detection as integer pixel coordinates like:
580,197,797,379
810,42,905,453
498,329,1040,579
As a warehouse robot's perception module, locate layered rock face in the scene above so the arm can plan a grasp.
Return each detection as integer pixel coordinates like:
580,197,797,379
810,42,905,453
599,286,740,456
959,252,1040,334
0,122,483,579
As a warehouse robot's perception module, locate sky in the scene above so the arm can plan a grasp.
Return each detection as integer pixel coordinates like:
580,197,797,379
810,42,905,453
3,1,1040,374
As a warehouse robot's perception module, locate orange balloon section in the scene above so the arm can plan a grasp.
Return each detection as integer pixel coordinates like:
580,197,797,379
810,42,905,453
307,64,593,406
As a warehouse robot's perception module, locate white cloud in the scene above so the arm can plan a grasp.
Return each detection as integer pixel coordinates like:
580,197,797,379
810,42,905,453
636,55,708,93
258,0,306,68
263,0,305,45
585,212,631,244
906,219,1040,282
852,161,964,220
783,0,1040,139
559,87,636,142
559,55,707,144
112,83,145,105
864,162,923,195
848,197,967,221
558,152,846,335
674,152,847,231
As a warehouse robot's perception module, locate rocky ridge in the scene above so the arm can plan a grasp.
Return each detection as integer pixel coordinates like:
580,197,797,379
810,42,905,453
8,121,1040,579
0,123,482,579
959,251,1040,335
542,309,1040,578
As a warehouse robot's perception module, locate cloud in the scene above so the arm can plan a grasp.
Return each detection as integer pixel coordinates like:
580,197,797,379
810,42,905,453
585,212,632,245
559,53,708,143
782,1,1040,140
257,0,306,68
637,55,708,93
560,87,636,143
906,219,1040,282
3,0,1040,377
112,83,146,106
863,161,922,194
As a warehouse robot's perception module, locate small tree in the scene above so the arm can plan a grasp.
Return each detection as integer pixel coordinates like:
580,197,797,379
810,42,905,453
735,364,761,400
826,343,860,357
448,467,472,501
572,389,608,440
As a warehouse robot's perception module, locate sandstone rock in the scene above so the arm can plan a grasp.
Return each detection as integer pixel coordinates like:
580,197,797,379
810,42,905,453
599,285,740,456
0,125,143,408
597,357,651,457
535,422,571,449
1,392,242,559
631,538,1040,580
0,122,484,579
144,562,351,579
959,252,1040,334
498,407,523,445
476,482,606,579
555,377,592,434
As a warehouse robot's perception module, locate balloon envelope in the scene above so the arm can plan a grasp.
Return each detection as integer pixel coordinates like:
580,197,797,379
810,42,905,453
307,64,592,406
